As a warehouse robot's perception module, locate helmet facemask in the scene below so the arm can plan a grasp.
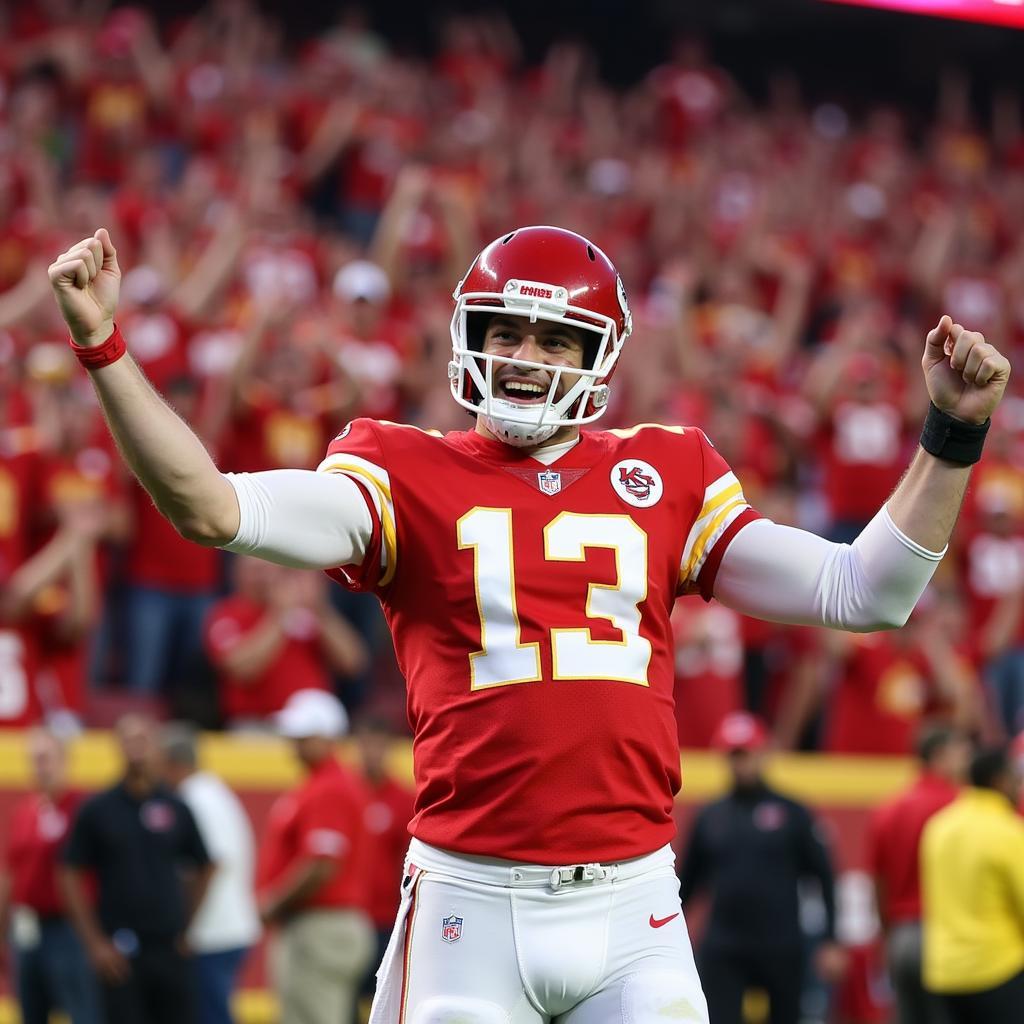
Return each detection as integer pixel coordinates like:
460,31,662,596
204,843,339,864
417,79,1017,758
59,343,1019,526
448,281,629,447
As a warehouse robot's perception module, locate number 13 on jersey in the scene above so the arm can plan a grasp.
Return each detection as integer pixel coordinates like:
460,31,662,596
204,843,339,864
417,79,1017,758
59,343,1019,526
456,508,652,689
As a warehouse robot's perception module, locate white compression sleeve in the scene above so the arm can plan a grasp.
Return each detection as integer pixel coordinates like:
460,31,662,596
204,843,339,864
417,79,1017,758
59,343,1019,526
220,469,373,570
712,505,945,632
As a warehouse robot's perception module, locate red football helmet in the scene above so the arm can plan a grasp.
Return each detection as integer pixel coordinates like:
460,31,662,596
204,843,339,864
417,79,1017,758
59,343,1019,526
449,226,632,445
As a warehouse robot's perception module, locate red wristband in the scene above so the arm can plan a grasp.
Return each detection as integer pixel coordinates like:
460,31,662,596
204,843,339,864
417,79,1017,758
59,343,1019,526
69,324,126,370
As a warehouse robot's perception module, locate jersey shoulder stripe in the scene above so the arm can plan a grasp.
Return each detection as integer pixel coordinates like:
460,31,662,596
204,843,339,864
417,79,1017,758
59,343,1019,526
606,423,687,439
680,470,751,584
317,451,397,586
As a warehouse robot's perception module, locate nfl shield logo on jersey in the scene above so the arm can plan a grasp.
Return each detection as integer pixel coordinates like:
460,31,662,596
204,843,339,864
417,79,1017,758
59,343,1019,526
441,914,463,943
538,470,562,496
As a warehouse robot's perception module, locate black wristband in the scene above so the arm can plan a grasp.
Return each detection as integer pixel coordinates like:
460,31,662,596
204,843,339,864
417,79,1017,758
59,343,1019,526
920,402,990,465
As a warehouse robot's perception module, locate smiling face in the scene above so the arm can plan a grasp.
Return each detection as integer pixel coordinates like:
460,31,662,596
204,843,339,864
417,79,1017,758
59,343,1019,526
475,314,589,447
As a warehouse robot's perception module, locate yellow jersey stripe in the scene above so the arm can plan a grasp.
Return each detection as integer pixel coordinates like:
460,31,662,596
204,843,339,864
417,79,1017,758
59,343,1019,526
681,479,743,566
697,480,742,521
681,499,748,583
322,463,398,587
607,423,687,439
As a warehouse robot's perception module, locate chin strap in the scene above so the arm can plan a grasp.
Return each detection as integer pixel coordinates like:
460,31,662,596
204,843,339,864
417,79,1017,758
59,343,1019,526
482,412,559,447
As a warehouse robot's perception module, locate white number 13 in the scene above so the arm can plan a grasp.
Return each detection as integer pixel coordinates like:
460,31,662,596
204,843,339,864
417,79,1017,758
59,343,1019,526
457,509,652,689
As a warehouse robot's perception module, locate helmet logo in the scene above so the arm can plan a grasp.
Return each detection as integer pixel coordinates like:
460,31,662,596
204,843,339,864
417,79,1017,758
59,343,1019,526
503,279,569,309
611,459,663,508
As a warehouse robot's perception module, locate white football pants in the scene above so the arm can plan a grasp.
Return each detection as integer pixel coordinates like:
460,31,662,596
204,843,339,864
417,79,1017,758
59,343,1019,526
368,838,709,1024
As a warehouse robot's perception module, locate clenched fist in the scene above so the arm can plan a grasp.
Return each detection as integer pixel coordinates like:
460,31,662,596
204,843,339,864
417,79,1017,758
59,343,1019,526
923,315,1011,426
47,228,121,347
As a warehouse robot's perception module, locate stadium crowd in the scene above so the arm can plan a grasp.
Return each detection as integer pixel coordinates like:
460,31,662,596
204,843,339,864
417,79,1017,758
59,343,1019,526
1,0,1024,757
6,5,1024,1022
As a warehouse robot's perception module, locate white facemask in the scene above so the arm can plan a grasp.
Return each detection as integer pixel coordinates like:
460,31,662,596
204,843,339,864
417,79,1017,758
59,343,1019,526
480,398,560,447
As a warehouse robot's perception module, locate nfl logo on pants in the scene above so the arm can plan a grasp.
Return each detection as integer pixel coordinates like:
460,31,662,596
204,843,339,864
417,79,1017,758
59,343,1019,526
441,914,463,943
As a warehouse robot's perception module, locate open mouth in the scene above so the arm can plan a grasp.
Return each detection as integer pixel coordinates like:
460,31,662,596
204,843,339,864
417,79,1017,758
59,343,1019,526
498,378,549,405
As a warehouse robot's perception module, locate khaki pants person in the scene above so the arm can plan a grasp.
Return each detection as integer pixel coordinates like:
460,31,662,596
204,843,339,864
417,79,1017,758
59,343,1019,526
271,909,375,1024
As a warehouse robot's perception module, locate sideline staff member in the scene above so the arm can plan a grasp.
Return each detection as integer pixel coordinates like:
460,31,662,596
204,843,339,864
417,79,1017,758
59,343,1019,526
679,712,846,1024
61,714,213,1024
258,689,374,1024
923,745,1024,1023
0,730,100,1024
866,725,967,1024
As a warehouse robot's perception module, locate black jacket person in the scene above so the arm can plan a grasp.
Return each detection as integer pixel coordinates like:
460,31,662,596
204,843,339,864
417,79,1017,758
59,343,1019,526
678,712,845,1024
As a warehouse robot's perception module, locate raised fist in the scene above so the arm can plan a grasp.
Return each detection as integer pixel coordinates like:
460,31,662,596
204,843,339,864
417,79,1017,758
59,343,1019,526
47,228,121,347
922,315,1011,426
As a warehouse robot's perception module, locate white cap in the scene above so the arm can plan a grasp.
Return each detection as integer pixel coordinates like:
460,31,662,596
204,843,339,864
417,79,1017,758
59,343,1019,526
332,260,391,304
121,265,167,305
275,689,349,739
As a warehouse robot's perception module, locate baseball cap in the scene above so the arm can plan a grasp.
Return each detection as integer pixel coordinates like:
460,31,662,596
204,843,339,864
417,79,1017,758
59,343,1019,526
122,265,167,306
711,711,769,753
332,260,391,305
275,689,349,740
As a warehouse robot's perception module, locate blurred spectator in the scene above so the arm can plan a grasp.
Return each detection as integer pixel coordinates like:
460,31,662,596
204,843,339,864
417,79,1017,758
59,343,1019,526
26,355,128,716
671,598,744,748
959,484,1024,738
0,489,98,729
866,725,970,1024
219,302,347,474
679,712,846,1024
161,722,260,1024
326,258,416,423
803,305,912,544
203,558,367,728
922,745,1024,1023
61,713,213,1024
783,593,983,756
257,689,375,1024
0,729,101,1024
351,714,415,1014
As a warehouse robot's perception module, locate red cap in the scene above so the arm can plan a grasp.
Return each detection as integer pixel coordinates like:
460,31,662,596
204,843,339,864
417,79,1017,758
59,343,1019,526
711,711,769,753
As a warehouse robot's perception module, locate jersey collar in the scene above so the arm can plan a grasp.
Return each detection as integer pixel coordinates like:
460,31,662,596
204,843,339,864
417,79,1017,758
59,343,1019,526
452,428,593,466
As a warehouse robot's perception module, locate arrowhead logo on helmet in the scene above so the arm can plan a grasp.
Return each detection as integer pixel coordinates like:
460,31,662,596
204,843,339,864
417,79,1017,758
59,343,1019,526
449,226,632,447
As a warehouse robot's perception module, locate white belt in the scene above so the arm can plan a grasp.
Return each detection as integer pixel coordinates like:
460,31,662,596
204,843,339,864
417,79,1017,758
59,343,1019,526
405,838,675,891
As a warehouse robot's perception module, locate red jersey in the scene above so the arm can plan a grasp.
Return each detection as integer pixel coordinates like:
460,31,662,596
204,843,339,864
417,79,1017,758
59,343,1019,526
120,309,189,391
825,635,954,755
126,480,221,592
4,790,83,915
671,599,744,748
321,419,760,862
257,756,370,912
819,400,907,523
0,626,43,726
204,596,332,721
866,772,959,924
362,776,416,928
0,439,44,726
962,529,1024,645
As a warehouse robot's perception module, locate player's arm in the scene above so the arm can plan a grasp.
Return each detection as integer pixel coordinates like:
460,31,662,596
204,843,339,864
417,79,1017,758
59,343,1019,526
48,230,240,546
47,230,374,570
713,318,1010,631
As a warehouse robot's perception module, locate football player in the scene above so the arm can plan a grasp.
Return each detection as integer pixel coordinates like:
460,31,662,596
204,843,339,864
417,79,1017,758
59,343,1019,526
49,226,1009,1024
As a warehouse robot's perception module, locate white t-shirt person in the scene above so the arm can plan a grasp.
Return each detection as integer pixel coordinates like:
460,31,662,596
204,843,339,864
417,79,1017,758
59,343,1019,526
180,771,261,953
